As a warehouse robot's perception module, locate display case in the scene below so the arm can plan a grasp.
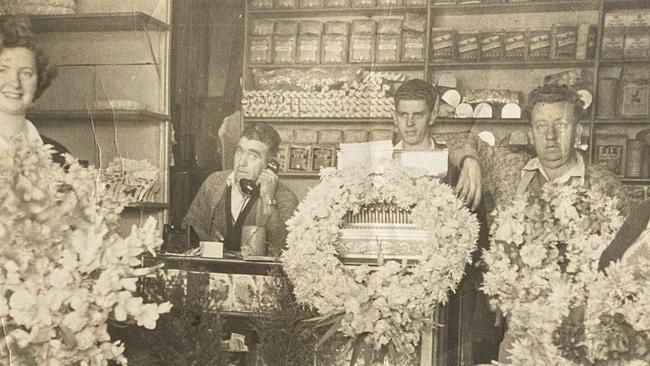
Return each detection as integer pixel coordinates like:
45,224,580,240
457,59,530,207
23,0,172,236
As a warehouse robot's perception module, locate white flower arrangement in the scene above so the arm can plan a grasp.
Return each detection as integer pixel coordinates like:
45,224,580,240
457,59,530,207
282,160,479,364
482,182,624,365
552,232,650,365
0,137,170,366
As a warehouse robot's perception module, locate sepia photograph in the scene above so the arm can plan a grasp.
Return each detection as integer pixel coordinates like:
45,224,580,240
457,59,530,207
1,0,649,365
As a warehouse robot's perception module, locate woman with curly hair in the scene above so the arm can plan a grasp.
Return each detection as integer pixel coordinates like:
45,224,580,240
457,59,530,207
0,16,66,161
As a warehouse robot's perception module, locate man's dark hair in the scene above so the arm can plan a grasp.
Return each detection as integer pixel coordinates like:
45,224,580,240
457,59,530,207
525,84,585,122
0,16,57,100
393,79,438,112
241,124,281,157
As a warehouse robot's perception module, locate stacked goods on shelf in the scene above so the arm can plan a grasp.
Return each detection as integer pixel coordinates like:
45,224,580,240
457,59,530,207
376,18,402,63
595,133,628,176
401,12,426,62
249,14,426,65
503,30,526,60
434,74,523,119
620,66,649,118
249,0,591,9
273,21,299,64
597,67,622,118
430,25,596,62
298,21,323,64
602,10,650,60
249,0,430,9
459,89,522,119
242,68,405,118
3,0,78,14
632,128,650,179
274,126,394,173
350,19,376,63
323,21,349,63
434,69,593,120
626,138,646,178
249,19,274,63
431,28,456,61
100,157,160,203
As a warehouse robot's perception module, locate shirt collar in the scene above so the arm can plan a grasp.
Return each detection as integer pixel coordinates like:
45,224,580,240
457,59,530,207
522,151,586,184
0,119,43,150
394,136,438,151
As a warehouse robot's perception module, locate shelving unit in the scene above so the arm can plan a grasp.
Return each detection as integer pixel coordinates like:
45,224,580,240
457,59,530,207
430,0,598,15
428,60,593,70
1,12,170,33
249,5,427,18
589,0,650,193
242,0,650,200
621,178,650,185
248,62,424,70
28,109,171,123
27,2,172,236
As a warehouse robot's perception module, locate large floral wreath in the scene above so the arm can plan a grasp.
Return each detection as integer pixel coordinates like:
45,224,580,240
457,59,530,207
553,227,650,366
0,137,170,366
482,183,624,365
282,160,479,364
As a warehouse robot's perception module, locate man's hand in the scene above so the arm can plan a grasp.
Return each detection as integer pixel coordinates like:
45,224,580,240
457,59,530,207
454,156,482,211
257,168,278,207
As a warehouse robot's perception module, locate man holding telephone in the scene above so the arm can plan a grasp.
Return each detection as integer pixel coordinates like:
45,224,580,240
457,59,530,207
183,124,298,257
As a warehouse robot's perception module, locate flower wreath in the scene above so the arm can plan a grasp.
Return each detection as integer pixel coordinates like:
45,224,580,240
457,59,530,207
0,137,170,366
282,160,479,363
554,233,650,366
481,183,624,365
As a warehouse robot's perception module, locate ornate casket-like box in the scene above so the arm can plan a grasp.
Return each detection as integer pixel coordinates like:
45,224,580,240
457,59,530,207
338,201,429,264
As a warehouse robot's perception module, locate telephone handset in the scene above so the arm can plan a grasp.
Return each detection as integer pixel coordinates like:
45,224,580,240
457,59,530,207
239,159,280,196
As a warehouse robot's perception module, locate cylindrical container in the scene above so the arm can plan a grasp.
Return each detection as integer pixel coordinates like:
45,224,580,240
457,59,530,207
644,146,650,178
626,139,646,177
597,78,619,118
241,226,267,256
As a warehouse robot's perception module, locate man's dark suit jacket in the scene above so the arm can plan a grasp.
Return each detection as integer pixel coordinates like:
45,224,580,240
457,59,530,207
599,199,650,271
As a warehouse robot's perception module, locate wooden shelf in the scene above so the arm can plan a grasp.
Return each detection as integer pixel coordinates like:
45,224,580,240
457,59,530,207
1,12,170,33
600,59,650,67
148,254,282,275
124,202,170,211
604,0,650,10
248,5,427,18
429,59,593,70
28,109,171,123
430,0,598,15
248,63,424,70
279,171,321,178
436,118,529,125
245,117,528,125
621,178,650,185
595,118,650,124
599,59,650,66
245,117,393,124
